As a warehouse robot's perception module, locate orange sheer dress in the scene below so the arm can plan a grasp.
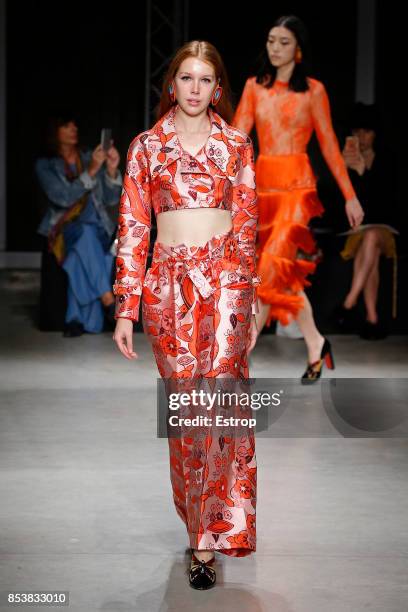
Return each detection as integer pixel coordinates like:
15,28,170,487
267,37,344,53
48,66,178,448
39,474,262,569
233,76,356,325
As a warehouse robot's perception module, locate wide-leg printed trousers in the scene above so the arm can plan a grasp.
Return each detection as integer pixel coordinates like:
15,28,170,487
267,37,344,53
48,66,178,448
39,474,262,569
141,228,257,557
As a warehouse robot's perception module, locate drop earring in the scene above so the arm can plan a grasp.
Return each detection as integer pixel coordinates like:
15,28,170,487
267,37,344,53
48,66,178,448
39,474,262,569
295,47,302,64
168,80,176,103
211,86,223,106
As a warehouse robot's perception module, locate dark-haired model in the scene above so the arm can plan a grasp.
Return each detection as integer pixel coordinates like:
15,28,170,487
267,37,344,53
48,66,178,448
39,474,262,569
233,15,364,382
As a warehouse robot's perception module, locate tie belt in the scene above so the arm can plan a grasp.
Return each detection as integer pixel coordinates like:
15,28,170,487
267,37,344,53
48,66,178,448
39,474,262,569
151,232,260,299
154,253,220,299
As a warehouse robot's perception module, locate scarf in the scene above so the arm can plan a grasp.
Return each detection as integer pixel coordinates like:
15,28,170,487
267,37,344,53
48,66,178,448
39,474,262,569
48,151,89,264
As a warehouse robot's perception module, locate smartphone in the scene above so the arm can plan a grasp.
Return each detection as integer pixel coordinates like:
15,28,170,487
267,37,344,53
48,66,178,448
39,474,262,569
345,135,359,153
101,128,112,152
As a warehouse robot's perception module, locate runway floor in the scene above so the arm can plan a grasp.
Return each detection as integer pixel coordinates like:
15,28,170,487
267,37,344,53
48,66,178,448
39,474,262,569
0,270,407,611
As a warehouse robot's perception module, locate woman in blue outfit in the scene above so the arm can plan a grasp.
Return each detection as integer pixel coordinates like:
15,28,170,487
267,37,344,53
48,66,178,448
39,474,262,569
36,113,122,336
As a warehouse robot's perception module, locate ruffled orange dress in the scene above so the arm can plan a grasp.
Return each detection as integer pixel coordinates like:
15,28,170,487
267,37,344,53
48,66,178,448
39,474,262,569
233,76,356,325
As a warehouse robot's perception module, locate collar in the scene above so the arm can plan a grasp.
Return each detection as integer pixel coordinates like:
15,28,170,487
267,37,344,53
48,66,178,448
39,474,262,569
51,149,90,173
150,105,232,177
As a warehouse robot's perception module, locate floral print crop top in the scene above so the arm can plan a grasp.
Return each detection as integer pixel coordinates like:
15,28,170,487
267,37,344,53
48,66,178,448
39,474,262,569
113,105,260,321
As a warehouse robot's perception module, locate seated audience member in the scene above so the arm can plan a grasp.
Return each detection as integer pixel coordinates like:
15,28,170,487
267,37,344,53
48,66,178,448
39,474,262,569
36,113,121,336
336,103,398,339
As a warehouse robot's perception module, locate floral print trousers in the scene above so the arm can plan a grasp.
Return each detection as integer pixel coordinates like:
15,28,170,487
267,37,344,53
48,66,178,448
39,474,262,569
141,228,257,557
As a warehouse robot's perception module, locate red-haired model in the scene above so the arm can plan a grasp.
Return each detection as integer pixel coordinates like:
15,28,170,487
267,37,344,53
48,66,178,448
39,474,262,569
113,41,259,589
233,15,364,382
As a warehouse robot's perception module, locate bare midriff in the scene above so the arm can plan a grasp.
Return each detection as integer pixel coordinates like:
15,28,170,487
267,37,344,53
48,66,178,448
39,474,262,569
156,208,233,247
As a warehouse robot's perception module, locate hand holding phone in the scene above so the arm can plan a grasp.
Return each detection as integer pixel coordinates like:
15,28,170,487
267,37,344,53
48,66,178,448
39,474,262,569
345,135,359,154
344,135,364,174
101,128,112,152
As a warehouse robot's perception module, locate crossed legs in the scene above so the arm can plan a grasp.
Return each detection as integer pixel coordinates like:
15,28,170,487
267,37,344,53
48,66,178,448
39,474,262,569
343,228,384,323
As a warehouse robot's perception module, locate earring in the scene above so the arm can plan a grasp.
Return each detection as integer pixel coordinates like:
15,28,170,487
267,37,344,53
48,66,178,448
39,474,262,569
295,48,302,64
211,86,223,106
168,80,176,103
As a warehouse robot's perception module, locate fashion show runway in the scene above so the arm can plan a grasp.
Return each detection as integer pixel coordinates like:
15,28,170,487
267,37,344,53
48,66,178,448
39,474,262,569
1,271,407,612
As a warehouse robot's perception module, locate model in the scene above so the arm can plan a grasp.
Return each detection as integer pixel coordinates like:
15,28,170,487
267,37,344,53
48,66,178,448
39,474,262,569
233,15,364,381
113,40,259,589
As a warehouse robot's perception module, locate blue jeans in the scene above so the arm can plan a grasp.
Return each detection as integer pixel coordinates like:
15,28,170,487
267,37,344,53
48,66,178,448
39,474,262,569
62,212,114,333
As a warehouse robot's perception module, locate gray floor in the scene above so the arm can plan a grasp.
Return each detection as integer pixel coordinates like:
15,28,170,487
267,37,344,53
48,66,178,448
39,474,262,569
1,271,408,611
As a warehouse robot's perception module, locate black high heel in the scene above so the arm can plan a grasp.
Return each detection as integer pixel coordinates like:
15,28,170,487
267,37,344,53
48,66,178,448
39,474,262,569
189,550,216,590
301,338,335,384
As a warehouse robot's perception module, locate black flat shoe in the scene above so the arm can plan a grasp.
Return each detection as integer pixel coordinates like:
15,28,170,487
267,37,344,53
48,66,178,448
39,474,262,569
301,338,335,384
359,320,387,340
189,551,216,590
63,321,84,337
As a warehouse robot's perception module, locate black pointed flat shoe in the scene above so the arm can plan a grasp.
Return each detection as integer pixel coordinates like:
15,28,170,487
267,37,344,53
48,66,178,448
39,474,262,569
188,551,216,590
301,337,335,384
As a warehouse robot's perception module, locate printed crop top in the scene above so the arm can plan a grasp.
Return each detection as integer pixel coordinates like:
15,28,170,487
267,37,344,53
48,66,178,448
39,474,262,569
233,76,356,202
113,105,260,321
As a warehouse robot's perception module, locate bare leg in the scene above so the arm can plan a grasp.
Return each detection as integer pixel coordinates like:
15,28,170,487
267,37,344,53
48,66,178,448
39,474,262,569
254,299,271,335
253,289,326,366
246,299,270,355
344,245,364,308
344,229,381,309
252,293,323,363
363,253,380,323
296,291,325,364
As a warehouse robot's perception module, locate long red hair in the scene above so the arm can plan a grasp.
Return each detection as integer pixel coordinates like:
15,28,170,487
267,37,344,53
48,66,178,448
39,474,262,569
157,40,233,123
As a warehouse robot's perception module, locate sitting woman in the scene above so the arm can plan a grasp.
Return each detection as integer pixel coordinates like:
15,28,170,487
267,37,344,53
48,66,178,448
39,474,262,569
36,112,122,336
337,103,399,339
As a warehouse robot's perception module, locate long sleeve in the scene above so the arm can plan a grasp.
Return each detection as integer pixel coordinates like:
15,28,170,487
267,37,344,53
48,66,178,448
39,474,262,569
232,77,256,136
35,158,95,208
102,168,122,206
310,81,356,202
112,134,152,321
231,137,260,314
348,151,398,226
